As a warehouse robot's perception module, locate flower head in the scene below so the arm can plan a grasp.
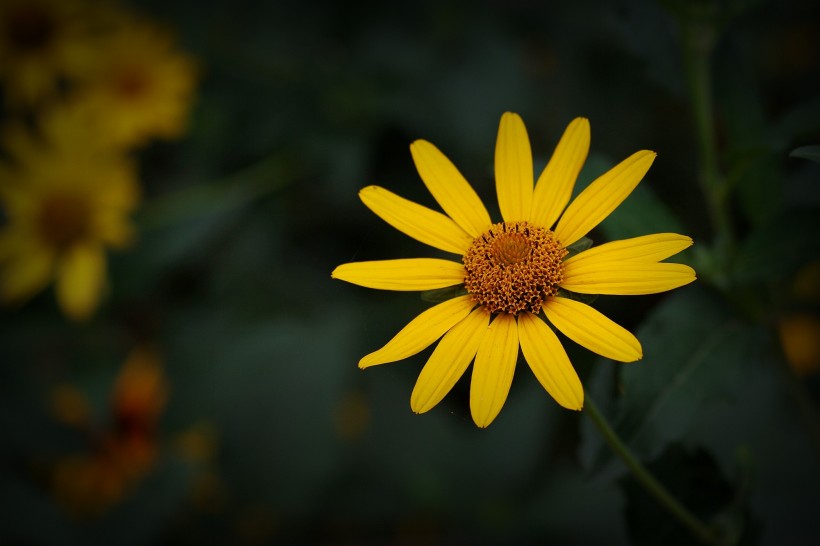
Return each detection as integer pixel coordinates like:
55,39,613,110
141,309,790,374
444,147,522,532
332,113,696,427
0,104,138,320
74,14,199,147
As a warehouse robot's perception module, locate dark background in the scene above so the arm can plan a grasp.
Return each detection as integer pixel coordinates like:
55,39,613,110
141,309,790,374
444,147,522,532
2,0,819,544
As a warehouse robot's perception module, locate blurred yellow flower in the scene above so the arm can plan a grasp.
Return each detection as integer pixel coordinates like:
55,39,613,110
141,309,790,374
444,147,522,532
0,0,93,107
76,16,198,147
0,105,138,320
333,113,696,427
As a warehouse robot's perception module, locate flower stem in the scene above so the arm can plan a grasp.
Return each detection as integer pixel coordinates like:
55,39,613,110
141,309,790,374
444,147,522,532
584,392,722,545
681,13,735,283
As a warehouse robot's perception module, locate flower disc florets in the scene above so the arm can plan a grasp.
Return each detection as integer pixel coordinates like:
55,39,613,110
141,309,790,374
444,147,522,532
463,221,567,315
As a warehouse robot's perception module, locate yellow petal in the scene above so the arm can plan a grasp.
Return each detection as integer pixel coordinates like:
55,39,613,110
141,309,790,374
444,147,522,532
331,258,465,291
564,233,693,266
530,117,590,229
495,112,533,222
470,313,519,428
95,210,136,248
561,260,696,295
410,139,491,237
56,244,106,321
0,243,54,303
517,312,583,410
554,150,656,247
359,186,473,255
544,297,642,362
359,295,476,368
411,307,489,414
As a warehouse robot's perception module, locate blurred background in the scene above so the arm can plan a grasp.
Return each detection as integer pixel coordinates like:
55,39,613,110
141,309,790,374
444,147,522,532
0,0,819,544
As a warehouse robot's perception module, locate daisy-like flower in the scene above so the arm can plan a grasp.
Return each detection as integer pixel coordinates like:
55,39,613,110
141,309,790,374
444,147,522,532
332,113,696,427
0,105,138,320
74,14,198,147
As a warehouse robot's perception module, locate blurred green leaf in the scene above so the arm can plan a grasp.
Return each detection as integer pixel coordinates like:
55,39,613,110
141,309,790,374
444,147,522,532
600,184,688,243
717,38,784,226
771,96,820,152
577,154,688,244
789,146,820,164
581,285,757,468
732,209,820,284
620,444,758,546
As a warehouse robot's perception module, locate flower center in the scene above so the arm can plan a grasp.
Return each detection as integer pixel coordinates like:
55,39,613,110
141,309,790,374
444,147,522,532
113,66,150,100
463,221,567,315
37,191,91,250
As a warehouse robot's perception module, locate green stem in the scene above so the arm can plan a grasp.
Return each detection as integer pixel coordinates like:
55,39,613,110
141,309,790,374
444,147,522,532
584,392,722,545
682,14,735,280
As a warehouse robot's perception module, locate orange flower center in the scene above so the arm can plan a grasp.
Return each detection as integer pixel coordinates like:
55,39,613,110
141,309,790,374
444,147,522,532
463,221,566,315
37,191,91,250
113,66,150,100
5,5,56,53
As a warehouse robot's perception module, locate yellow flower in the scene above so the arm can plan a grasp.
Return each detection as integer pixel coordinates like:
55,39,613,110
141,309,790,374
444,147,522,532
332,113,696,427
75,15,198,147
0,105,138,320
0,0,93,107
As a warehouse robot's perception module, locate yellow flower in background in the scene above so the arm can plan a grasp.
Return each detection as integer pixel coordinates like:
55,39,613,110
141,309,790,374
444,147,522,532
0,105,138,320
0,0,93,107
333,113,696,427
76,16,198,147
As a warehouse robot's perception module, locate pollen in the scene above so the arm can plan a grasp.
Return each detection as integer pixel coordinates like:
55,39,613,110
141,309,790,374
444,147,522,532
463,221,567,315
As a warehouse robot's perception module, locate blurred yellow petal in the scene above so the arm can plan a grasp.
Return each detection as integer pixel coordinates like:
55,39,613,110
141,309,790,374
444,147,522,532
332,259,465,291
564,233,693,266
0,244,54,303
561,260,696,295
554,150,656,246
359,295,475,368
470,313,518,428
518,312,583,410
411,307,489,414
95,210,136,248
359,185,473,255
544,297,642,362
410,139,491,237
55,244,106,321
495,112,533,222
530,117,590,229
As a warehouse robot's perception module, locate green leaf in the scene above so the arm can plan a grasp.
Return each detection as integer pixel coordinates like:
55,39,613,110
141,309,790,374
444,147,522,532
580,285,758,469
575,153,687,243
599,184,687,242
732,209,820,284
565,236,593,259
789,145,820,164
556,288,598,307
619,445,758,546
717,40,784,225
421,285,468,303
